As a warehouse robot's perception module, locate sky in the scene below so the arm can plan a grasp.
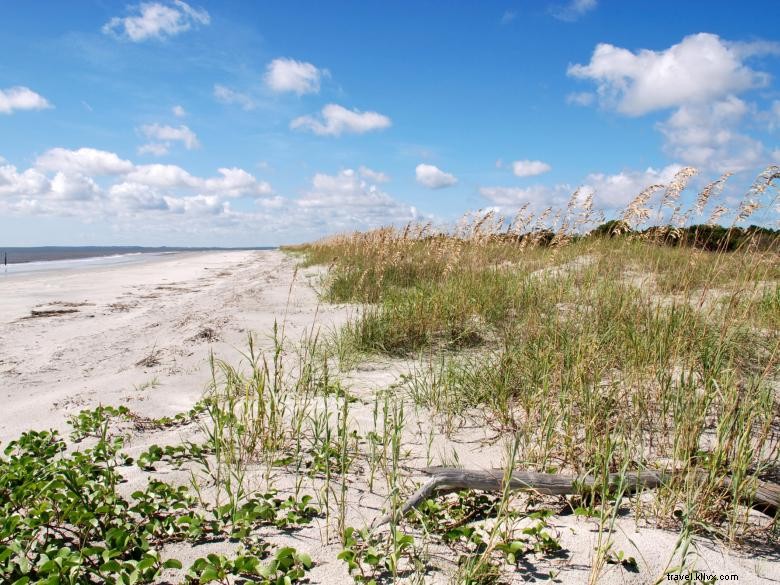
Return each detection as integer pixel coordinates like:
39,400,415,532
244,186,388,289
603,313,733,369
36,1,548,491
0,0,779,246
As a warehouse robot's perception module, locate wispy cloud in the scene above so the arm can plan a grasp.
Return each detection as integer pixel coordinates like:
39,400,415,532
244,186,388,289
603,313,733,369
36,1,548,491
213,84,256,110
102,0,210,42
139,123,200,150
551,0,597,22
291,104,391,137
566,91,595,106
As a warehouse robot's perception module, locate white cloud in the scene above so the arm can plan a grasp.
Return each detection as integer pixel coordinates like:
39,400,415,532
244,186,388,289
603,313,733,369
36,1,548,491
108,182,169,211
657,97,765,173
479,165,682,210
552,0,597,22
139,123,200,150
126,163,198,188
358,166,390,183
480,184,570,208
36,147,134,175
124,163,271,197
213,84,256,110
265,58,324,95
50,172,101,201
291,104,391,136
102,0,210,42
296,169,417,230
501,10,517,24
568,33,776,116
0,86,52,114
172,104,186,117
569,33,780,174
579,165,683,208
138,142,170,157
203,167,273,197
1,148,280,232
415,164,457,189
255,195,286,209
1,147,435,242
0,163,49,196
0,149,315,245
164,194,224,215
512,160,552,177
566,91,595,106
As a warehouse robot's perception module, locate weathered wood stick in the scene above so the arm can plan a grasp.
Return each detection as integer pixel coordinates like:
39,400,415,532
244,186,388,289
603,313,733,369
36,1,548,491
372,467,780,529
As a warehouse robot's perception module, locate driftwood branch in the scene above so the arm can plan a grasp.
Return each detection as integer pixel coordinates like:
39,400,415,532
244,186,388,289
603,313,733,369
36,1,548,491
372,467,780,529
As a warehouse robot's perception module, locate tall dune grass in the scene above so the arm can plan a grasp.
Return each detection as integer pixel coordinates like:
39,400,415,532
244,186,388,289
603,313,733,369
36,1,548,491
290,166,780,544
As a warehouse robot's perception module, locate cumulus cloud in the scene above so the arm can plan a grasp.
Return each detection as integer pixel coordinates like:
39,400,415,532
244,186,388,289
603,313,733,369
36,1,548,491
569,33,780,174
139,123,200,150
108,181,169,211
102,0,210,42
296,169,417,230
2,147,431,242
415,164,457,189
265,58,324,95
203,167,273,197
479,184,570,208
36,147,134,175
579,165,683,207
121,163,272,197
213,84,256,110
479,164,682,210
512,160,552,177
0,86,52,114
551,0,597,22
0,163,49,197
658,96,765,173
50,172,101,201
126,163,198,188
1,147,279,230
568,33,776,116
172,104,186,117
291,104,391,136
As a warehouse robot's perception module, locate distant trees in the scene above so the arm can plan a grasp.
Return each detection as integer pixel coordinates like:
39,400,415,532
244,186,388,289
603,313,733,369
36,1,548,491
588,222,779,252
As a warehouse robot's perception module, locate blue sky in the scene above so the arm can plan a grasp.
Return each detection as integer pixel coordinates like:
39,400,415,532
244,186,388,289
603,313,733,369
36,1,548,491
1,0,778,246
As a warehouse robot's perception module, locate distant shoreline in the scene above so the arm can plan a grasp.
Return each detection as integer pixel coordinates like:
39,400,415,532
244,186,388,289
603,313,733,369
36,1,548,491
0,246,277,265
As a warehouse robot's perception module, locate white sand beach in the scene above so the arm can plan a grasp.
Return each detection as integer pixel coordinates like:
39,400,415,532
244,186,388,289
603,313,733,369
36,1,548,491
0,250,349,442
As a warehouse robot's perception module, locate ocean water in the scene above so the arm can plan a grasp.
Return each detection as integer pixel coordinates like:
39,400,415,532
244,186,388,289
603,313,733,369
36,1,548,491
0,246,276,276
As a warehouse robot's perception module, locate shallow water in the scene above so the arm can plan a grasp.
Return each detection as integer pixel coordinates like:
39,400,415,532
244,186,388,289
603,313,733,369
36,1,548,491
0,246,275,276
